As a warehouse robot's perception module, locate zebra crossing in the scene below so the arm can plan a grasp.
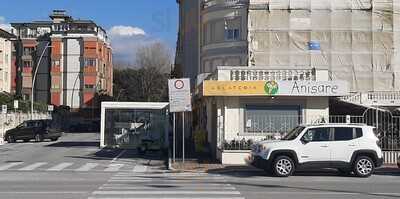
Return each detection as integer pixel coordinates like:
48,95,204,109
88,171,244,199
0,161,150,172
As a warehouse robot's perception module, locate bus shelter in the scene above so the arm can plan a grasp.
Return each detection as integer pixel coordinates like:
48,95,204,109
100,102,169,150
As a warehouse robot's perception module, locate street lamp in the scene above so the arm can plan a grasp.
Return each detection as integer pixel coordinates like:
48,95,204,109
31,42,52,119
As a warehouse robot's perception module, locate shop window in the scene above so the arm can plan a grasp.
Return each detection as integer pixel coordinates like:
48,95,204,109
245,105,300,135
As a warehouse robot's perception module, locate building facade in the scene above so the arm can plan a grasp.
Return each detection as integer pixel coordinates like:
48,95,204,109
176,0,400,164
0,28,15,93
11,10,113,110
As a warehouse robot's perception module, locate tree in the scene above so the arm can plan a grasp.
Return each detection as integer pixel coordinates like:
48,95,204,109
113,42,172,102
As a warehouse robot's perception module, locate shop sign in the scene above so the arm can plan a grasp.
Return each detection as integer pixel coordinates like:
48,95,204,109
203,80,348,97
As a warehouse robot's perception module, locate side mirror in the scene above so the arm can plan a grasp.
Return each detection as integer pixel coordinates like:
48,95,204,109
301,137,310,144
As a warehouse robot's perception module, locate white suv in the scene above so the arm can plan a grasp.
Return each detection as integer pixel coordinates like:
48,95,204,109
249,124,383,177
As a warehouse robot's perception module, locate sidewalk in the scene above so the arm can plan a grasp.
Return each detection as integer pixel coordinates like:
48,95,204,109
171,159,399,174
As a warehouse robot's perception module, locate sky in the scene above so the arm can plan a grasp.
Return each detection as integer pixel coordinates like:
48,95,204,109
0,0,178,66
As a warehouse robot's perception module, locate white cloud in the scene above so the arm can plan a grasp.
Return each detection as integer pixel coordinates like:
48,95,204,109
0,16,11,32
109,25,146,37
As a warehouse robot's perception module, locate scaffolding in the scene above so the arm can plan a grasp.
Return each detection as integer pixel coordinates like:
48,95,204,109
248,0,400,92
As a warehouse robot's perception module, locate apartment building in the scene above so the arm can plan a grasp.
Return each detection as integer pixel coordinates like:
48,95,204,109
11,10,113,110
176,0,400,163
0,28,15,93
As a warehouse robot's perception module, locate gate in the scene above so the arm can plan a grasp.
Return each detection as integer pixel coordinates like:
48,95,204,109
330,109,400,151
361,109,400,151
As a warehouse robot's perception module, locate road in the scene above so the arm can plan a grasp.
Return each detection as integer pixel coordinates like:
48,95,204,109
0,132,399,199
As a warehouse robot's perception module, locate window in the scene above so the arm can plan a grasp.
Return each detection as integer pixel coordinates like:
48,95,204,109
23,47,34,56
245,106,300,134
23,61,32,68
302,128,331,142
224,18,241,41
52,60,60,66
84,58,96,67
282,126,305,140
355,128,363,138
334,127,354,141
85,84,94,89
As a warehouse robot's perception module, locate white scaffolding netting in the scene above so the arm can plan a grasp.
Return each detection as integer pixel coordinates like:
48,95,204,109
248,0,400,92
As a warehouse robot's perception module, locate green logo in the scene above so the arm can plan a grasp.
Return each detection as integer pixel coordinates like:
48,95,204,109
264,81,279,95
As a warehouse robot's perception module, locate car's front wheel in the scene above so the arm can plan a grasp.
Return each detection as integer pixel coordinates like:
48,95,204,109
353,156,374,178
7,135,15,143
272,156,295,177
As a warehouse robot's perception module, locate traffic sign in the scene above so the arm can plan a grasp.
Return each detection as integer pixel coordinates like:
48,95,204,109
48,105,54,112
168,79,192,113
13,100,18,109
1,105,7,114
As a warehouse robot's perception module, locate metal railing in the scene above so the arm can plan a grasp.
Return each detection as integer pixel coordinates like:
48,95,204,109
202,0,248,9
339,91,400,106
209,66,328,81
220,114,400,151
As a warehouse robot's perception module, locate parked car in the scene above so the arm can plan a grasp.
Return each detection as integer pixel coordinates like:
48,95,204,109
4,120,62,143
398,155,400,168
249,124,384,177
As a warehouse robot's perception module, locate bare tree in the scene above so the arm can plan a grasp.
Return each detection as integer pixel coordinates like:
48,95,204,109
113,42,172,102
136,42,172,102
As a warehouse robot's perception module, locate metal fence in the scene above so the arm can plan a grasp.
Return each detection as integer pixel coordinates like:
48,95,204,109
221,113,400,151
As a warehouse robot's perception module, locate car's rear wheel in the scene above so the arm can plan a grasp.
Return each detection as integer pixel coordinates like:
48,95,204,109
353,156,374,178
35,134,43,142
23,139,30,142
272,156,295,177
7,135,15,143
50,138,58,142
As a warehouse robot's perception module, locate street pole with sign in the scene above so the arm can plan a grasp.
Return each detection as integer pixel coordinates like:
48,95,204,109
1,105,6,145
168,79,192,163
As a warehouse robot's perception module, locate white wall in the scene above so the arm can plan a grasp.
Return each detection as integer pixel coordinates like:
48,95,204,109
0,37,12,93
64,38,81,109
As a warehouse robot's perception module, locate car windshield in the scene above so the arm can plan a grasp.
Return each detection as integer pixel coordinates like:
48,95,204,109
282,126,305,140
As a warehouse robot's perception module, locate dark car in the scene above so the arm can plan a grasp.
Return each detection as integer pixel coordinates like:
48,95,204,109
4,120,62,143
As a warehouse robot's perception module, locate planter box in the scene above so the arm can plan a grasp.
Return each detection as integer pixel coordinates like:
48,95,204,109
218,149,251,165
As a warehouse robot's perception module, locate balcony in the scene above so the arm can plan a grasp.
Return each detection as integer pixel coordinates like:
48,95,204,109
208,66,329,81
339,91,400,107
202,0,248,10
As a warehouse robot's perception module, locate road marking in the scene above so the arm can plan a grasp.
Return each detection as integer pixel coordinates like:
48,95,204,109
47,163,74,171
0,191,87,194
92,190,241,195
104,164,124,172
99,186,236,190
18,162,47,171
101,183,233,187
0,162,24,170
111,150,126,163
132,165,147,173
75,163,98,171
89,198,244,199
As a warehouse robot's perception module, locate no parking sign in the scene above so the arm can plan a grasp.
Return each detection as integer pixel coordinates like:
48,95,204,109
168,79,192,113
